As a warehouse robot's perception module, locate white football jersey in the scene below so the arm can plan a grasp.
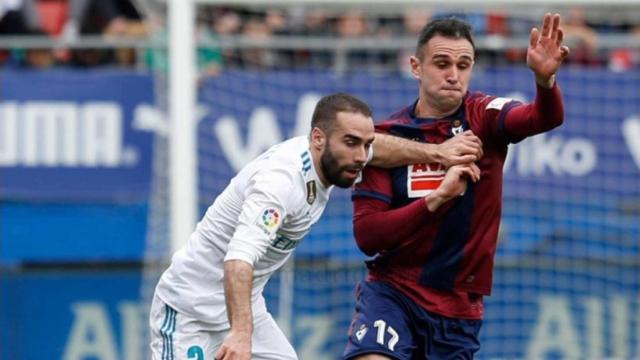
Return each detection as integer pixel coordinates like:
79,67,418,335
155,136,332,329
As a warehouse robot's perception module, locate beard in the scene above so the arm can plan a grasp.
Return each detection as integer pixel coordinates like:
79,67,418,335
320,143,363,188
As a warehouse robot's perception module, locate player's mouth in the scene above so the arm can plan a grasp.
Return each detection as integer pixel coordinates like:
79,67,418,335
343,166,363,178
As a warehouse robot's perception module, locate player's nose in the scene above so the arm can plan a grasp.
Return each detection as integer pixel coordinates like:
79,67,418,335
446,67,459,83
354,145,368,164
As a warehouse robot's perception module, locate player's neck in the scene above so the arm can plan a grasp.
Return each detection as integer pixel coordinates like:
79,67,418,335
415,97,459,119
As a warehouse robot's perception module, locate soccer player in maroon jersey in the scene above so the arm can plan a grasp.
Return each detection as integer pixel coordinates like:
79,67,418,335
343,13,570,359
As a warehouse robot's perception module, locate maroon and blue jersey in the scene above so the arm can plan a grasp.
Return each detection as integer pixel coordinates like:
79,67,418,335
352,85,564,319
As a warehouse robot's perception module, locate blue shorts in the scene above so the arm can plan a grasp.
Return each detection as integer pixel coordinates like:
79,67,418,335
342,281,482,360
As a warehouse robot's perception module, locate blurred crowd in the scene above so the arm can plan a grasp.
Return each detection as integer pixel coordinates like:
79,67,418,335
1,0,639,73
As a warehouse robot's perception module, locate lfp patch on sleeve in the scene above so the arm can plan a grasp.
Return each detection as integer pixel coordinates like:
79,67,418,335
256,207,282,235
486,97,513,111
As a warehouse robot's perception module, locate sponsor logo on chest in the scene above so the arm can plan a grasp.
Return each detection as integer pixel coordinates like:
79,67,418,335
406,162,445,197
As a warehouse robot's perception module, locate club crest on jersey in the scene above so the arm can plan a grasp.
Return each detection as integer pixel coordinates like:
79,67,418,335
257,207,281,234
306,180,317,205
355,324,368,342
407,163,445,198
451,119,464,136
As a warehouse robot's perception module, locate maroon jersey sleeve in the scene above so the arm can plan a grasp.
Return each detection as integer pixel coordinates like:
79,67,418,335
502,83,564,140
468,83,564,144
352,166,453,257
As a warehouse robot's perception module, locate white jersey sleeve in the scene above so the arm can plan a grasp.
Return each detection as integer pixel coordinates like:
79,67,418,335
224,167,299,266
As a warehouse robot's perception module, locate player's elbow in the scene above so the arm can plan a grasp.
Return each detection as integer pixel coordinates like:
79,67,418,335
531,108,564,133
554,114,565,128
355,238,377,257
353,221,378,257
543,114,564,133
548,110,564,129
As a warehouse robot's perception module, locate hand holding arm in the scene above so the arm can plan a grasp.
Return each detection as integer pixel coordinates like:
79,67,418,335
370,131,483,168
216,260,253,360
433,131,484,168
527,13,570,88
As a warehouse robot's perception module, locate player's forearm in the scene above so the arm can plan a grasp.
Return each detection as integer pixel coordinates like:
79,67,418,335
223,259,254,334
370,133,440,168
534,82,564,130
424,189,454,212
505,83,564,138
353,197,452,256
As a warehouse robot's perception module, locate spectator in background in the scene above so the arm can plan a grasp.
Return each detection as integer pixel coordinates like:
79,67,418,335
264,8,299,69
210,8,240,68
298,9,332,68
334,10,371,72
0,0,39,34
66,0,147,67
61,0,146,40
0,0,25,65
398,10,431,76
21,28,55,68
608,25,640,71
0,0,60,68
265,9,287,35
238,17,274,70
145,10,223,79
561,6,603,66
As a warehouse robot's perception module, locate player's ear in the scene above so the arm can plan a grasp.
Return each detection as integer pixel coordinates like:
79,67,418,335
311,127,326,150
409,55,422,80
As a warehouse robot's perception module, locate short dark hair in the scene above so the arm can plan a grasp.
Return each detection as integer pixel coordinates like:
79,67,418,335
311,93,372,135
415,17,475,59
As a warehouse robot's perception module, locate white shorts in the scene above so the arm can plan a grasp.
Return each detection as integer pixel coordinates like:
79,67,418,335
149,294,297,360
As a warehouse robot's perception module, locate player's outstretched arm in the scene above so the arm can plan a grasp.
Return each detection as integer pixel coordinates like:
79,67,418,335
501,13,568,141
217,259,254,360
370,131,483,168
527,13,570,88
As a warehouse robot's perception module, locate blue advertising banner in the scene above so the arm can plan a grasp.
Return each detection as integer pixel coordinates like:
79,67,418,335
0,71,156,202
1,267,638,359
0,270,144,360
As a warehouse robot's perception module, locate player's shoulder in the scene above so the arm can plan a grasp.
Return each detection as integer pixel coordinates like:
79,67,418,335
265,136,311,174
375,104,413,132
252,137,309,188
466,91,519,112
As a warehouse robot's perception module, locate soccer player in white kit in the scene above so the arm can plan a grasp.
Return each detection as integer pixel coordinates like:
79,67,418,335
150,93,484,360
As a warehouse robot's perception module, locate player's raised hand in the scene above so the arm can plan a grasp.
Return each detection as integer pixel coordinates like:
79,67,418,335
437,130,483,167
215,331,251,360
527,13,570,88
